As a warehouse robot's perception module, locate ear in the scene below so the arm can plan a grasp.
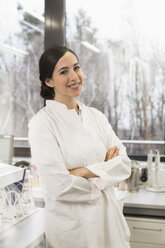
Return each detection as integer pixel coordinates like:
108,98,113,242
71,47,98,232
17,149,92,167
45,78,55,88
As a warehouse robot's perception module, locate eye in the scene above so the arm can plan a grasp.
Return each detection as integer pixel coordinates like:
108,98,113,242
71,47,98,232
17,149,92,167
74,65,80,71
59,70,68,75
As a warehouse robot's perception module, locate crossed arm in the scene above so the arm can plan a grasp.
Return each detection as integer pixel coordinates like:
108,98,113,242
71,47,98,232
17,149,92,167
69,146,119,179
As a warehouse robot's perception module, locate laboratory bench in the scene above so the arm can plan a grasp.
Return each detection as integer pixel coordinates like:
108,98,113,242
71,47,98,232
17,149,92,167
118,189,165,248
32,187,165,217
0,208,45,248
4,157,163,247
1,187,165,248
123,188,165,217
32,188,165,248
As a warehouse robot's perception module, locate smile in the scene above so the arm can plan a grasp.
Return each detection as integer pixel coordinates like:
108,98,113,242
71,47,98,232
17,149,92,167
67,82,80,89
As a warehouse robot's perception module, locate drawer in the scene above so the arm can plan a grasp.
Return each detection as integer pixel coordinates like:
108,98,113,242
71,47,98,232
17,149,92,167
130,242,165,248
126,217,165,245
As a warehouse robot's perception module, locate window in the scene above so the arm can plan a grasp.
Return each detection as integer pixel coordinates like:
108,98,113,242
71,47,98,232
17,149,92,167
66,0,165,155
0,0,44,147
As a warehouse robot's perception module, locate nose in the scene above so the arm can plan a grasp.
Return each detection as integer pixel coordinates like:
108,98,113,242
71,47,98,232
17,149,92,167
68,69,79,81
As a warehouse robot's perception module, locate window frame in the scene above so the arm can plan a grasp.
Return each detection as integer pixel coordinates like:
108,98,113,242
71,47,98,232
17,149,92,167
45,0,66,49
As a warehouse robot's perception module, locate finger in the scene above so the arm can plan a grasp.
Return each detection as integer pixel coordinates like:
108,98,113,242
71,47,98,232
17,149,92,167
112,149,119,157
114,147,120,155
109,146,118,156
114,147,119,154
107,147,119,159
107,151,116,159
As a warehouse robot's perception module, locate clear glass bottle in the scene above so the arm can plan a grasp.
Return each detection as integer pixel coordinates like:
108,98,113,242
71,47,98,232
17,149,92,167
22,170,35,215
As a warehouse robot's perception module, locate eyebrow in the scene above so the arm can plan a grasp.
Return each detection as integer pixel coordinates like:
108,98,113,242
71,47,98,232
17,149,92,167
58,63,79,72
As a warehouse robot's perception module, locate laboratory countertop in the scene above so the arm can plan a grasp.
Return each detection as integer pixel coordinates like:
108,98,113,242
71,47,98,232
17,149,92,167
32,187,165,217
114,187,165,209
1,189,165,248
116,188,165,217
0,208,45,248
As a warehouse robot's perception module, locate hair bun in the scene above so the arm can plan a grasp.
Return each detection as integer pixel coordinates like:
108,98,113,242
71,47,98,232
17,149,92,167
40,82,55,100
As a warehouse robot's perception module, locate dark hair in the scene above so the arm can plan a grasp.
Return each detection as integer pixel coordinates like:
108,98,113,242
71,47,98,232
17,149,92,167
39,46,79,100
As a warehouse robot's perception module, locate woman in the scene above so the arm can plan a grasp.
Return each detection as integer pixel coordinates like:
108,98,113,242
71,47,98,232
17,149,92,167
28,46,131,248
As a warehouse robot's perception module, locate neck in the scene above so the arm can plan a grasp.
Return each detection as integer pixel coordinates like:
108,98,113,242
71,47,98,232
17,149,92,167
54,96,79,113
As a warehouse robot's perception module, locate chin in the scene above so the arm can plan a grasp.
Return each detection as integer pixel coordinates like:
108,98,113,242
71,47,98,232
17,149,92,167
72,89,82,97
72,92,81,98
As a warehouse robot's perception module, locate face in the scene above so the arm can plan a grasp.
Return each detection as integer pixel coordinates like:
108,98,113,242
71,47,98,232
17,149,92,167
45,52,83,102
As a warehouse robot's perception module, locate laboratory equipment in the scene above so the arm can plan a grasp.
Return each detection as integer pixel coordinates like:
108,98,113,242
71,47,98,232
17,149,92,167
0,164,35,234
0,163,25,188
0,135,13,164
146,150,165,192
140,168,148,183
127,160,140,192
147,150,153,186
21,170,35,214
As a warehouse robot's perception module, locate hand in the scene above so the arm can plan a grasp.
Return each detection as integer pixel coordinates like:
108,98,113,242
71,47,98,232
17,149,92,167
105,146,119,161
69,167,97,179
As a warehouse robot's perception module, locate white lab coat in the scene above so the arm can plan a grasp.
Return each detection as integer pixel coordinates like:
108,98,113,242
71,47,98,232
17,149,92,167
28,100,131,248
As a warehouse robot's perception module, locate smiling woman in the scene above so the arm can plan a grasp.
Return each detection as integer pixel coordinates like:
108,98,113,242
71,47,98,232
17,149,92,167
28,45,131,248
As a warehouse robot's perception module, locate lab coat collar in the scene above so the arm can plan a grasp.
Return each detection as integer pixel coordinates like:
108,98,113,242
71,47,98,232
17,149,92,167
46,100,83,113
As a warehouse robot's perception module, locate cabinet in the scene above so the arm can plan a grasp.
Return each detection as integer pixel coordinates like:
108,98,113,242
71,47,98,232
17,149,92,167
130,243,164,248
126,216,165,248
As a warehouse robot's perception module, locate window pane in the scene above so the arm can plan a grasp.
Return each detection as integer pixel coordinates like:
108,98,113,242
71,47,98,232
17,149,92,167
66,0,165,154
0,0,44,145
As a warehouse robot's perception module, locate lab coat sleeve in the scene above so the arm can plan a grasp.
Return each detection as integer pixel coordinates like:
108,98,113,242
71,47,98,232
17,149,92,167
86,111,131,190
28,117,101,203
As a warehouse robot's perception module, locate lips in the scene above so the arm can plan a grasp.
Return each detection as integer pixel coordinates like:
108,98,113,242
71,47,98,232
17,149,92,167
67,81,81,88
